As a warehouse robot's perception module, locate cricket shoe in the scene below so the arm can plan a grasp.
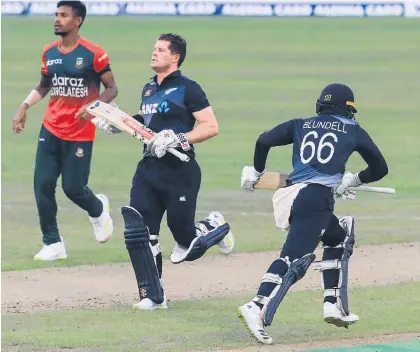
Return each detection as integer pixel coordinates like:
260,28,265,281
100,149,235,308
237,302,273,345
205,211,234,254
170,220,231,264
34,238,67,261
89,194,114,243
324,302,359,328
133,296,168,311
133,280,168,311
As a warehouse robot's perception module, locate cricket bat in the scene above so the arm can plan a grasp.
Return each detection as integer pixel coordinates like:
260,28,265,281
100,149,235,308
254,172,395,194
254,172,289,190
87,100,190,162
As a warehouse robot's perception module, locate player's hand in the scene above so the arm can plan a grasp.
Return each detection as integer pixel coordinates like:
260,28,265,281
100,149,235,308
91,117,121,134
147,129,190,158
334,172,361,200
75,104,91,120
241,166,265,192
13,104,29,134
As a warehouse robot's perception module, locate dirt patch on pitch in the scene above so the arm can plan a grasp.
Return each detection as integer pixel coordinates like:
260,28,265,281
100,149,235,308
2,242,420,314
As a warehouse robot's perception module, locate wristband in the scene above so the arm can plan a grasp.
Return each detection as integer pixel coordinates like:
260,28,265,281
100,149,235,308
177,133,191,151
22,89,42,108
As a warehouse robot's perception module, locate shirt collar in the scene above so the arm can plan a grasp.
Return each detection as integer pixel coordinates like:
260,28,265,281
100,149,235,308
152,70,182,85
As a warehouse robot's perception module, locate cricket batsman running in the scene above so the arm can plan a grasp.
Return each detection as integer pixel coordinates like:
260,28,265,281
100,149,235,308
94,33,235,310
238,83,388,344
12,1,118,261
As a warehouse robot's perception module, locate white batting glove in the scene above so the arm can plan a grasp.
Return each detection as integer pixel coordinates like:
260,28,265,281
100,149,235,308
91,117,121,135
241,166,265,192
146,129,190,158
335,172,361,200
90,102,121,135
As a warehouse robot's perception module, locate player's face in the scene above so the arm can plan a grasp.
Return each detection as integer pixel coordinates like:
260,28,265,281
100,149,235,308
151,40,179,71
54,6,81,36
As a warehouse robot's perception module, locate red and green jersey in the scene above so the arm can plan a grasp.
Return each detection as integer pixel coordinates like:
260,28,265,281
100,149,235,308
41,37,111,141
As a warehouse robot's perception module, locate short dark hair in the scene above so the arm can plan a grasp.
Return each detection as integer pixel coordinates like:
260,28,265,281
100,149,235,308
158,33,187,68
57,1,87,28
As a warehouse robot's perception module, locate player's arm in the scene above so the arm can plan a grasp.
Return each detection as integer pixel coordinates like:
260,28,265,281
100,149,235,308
186,107,218,143
97,71,118,104
95,49,118,103
241,120,294,191
12,50,52,134
336,127,388,195
184,82,217,144
355,127,388,183
254,120,294,172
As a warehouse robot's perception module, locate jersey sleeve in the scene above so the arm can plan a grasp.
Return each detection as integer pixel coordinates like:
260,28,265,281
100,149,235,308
254,120,295,173
185,81,210,113
41,47,48,76
355,126,388,183
93,46,111,75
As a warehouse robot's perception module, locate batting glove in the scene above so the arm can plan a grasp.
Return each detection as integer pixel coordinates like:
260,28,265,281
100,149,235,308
91,117,121,135
241,166,265,192
147,129,190,158
334,172,361,200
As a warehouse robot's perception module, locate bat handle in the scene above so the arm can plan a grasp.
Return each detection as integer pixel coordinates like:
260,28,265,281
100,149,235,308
348,186,395,194
168,147,190,162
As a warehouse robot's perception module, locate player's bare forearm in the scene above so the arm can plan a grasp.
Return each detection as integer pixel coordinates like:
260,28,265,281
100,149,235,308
185,120,218,144
98,71,118,103
186,106,219,144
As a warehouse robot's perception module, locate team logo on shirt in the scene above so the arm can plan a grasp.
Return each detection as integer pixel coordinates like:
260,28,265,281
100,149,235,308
75,57,84,69
144,90,152,97
75,148,84,157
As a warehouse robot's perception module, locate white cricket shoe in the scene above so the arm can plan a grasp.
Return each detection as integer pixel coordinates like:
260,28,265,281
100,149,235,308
89,194,113,243
34,239,67,261
133,297,168,311
133,280,168,311
237,302,273,345
324,302,359,328
206,211,234,254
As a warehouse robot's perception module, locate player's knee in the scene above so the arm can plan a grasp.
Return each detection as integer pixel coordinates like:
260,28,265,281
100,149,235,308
322,216,346,247
62,182,85,202
122,206,150,247
35,175,57,196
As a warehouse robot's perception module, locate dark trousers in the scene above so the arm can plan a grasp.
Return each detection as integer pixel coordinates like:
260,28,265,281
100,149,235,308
130,157,201,248
257,184,346,298
34,125,103,245
280,184,345,260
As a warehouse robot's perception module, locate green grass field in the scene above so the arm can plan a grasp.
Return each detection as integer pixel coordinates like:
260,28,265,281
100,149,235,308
3,282,420,352
2,17,420,352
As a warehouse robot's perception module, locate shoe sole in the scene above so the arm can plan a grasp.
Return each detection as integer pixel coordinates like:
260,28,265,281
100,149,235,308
95,194,113,244
218,230,234,254
34,255,67,261
237,307,273,345
132,304,168,311
209,212,235,255
324,316,357,329
96,215,114,244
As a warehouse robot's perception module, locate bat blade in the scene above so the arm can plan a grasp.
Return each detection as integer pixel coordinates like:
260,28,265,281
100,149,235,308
254,172,289,190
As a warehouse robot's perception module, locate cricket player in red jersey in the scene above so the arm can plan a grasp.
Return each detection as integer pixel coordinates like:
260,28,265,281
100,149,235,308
12,1,118,261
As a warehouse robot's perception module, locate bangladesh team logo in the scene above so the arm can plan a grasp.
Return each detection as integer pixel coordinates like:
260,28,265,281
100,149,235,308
75,57,84,69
